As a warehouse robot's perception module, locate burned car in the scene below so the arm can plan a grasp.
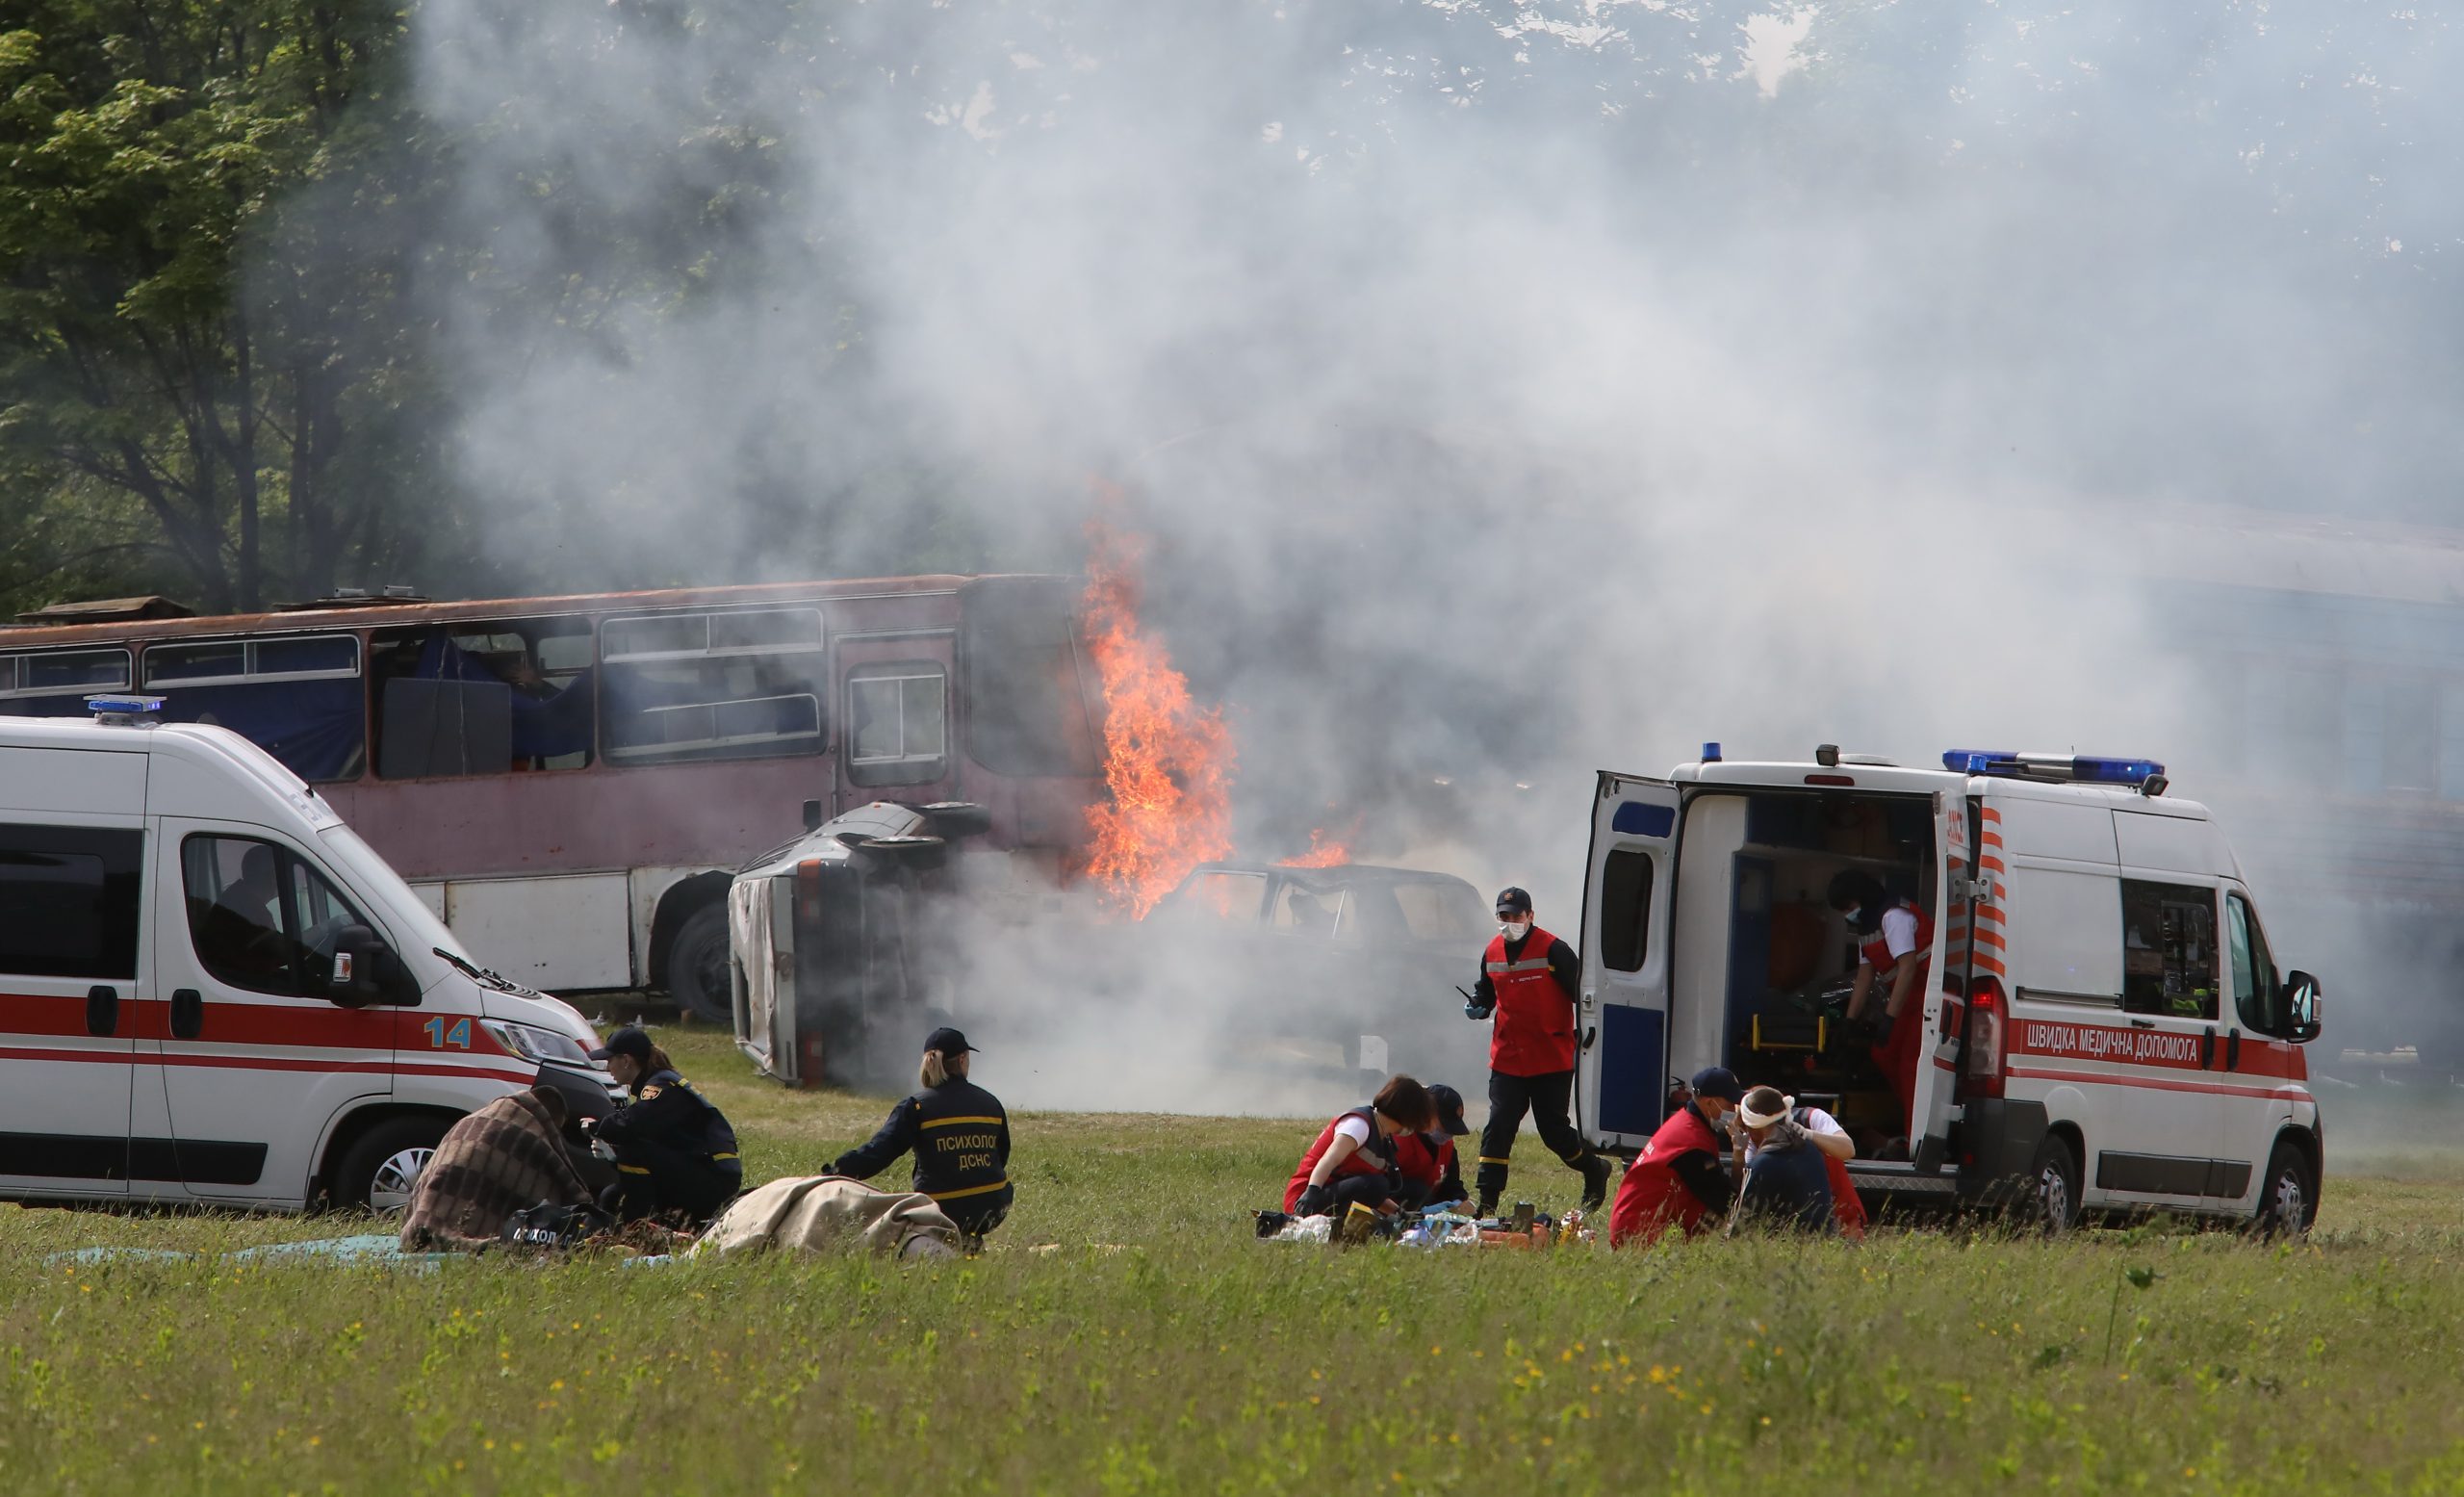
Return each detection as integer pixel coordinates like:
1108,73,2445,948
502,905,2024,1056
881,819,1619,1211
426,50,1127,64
1145,861,1495,1078
729,799,990,1087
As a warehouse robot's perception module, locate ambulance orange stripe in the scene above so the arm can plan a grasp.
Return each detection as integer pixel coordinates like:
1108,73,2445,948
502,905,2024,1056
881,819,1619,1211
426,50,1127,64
1979,855,2006,873
1971,927,2007,950
1971,952,2007,977
1976,904,2006,923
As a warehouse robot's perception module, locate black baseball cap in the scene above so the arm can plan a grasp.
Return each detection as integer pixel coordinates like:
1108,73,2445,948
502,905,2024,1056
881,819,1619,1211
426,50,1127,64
589,1025,653,1064
1428,1083,1472,1136
1494,887,1533,916
924,1026,977,1056
1687,1066,1745,1103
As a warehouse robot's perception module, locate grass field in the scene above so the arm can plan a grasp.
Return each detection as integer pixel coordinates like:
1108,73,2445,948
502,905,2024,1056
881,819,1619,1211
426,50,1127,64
7,1029,2464,1494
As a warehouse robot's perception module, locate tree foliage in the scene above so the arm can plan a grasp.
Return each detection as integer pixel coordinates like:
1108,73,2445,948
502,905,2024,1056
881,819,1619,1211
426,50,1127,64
0,0,451,615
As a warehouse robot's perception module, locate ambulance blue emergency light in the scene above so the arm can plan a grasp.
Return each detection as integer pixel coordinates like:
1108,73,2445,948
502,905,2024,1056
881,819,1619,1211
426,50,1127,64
1943,749,2166,786
85,693,165,724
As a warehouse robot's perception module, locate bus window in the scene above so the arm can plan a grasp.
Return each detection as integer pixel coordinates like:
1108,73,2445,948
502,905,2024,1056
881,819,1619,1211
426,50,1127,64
371,621,596,778
600,607,826,764
0,648,134,719
141,634,365,782
847,662,948,787
962,579,1098,777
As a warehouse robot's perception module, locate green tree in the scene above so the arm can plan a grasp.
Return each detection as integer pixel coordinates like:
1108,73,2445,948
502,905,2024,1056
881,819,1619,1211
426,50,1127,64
0,0,449,615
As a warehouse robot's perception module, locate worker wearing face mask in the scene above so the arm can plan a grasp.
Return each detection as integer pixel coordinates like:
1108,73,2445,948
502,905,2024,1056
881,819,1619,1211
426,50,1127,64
1828,869,1935,1145
1464,887,1614,1217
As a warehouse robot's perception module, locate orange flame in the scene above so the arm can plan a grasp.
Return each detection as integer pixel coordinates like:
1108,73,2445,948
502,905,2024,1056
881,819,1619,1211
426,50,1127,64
1279,826,1355,868
1081,519,1236,918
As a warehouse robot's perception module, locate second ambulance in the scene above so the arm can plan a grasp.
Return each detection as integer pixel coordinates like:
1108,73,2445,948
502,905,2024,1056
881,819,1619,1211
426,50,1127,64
1578,745,2324,1231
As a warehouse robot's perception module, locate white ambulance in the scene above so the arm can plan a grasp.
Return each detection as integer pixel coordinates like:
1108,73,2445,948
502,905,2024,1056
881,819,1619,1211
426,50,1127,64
1577,746,2324,1231
0,699,619,1212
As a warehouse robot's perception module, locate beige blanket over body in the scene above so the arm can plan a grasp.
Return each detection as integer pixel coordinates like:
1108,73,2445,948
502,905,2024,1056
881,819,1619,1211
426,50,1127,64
688,1176,960,1259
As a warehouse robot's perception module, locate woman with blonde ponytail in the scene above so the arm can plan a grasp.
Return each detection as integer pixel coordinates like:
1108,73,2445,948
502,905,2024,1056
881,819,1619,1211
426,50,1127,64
824,1026,1013,1247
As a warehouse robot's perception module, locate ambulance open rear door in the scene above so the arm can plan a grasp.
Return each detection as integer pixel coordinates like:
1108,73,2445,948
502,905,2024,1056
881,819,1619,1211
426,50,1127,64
1577,771,1681,1152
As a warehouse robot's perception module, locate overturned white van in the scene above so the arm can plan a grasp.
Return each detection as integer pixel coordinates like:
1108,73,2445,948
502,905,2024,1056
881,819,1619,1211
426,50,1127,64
1577,747,2324,1231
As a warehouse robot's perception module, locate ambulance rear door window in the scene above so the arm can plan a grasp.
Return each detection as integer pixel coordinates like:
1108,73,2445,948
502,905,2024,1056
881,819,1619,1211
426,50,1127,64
1599,849,1654,973
2119,879,2219,1020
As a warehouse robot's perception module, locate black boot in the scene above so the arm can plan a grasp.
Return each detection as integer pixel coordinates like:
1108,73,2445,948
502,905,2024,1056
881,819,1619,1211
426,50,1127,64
1578,1153,1613,1214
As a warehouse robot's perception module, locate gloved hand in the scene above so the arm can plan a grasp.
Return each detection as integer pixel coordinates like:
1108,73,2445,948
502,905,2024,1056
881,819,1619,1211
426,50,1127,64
1295,1182,1335,1218
1464,999,1494,1020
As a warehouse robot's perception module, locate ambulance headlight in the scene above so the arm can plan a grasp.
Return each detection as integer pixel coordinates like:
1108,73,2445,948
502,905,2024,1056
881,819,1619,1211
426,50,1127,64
480,1019,591,1066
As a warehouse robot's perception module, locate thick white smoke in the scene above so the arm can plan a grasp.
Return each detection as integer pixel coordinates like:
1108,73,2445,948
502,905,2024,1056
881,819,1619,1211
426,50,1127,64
396,2,2464,1113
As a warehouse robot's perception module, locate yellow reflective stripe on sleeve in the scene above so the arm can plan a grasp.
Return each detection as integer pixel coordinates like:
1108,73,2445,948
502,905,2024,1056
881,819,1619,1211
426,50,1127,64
1476,1156,1513,1166
926,1178,1011,1201
710,1152,739,1162
616,1165,652,1174
919,1116,1004,1128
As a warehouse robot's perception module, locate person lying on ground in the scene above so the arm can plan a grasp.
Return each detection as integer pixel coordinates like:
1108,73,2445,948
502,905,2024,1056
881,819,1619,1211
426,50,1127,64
692,1176,961,1262
1733,1093,1865,1240
1393,1081,1472,1209
584,1026,742,1227
1608,1066,1743,1248
400,1085,594,1251
1731,1085,1836,1235
1285,1074,1438,1220
823,1026,1012,1248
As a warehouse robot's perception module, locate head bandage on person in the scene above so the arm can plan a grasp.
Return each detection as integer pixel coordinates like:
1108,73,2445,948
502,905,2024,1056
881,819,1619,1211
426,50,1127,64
1738,1095,1794,1130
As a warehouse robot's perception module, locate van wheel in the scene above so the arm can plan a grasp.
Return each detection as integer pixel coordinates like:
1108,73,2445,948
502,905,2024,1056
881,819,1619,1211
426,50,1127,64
665,903,732,1025
2253,1139,2319,1237
332,1117,449,1215
2027,1135,2082,1235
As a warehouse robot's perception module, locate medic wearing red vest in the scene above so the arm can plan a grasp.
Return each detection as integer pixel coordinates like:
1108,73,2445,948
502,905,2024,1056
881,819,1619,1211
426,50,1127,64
1390,1082,1471,1207
1609,1067,1743,1248
1464,888,1613,1218
1284,1076,1438,1218
1828,870,1935,1141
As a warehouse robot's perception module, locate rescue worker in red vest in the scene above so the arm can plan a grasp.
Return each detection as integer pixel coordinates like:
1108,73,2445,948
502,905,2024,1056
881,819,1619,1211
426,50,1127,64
1285,1075,1438,1218
1829,870,1935,1143
1465,888,1614,1217
1608,1067,1743,1248
1391,1082,1471,1209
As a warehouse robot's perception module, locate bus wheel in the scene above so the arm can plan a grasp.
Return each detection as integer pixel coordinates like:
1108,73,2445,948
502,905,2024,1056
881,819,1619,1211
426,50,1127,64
666,903,732,1024
333,1117,449,1215
2253,1139,2318,1238
2027,1135,2082,1235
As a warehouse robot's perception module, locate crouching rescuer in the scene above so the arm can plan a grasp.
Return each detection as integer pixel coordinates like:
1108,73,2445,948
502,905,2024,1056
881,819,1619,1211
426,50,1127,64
824,1027,1014,1245
585,1026,743,1226
1466,888,1613,1216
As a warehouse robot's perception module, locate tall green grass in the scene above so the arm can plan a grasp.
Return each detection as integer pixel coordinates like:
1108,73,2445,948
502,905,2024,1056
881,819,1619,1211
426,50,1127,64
7,1028,2462,1494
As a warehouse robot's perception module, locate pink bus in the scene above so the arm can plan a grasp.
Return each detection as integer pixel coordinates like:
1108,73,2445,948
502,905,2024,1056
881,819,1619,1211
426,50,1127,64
0,575,1106,1018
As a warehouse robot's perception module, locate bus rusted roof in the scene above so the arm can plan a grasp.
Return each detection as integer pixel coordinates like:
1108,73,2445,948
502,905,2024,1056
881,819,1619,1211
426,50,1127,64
0,574,1062,648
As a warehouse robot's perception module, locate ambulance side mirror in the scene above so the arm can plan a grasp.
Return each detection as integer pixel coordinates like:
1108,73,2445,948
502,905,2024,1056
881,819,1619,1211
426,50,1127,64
328,925,415,1008
2284,970,2323,1044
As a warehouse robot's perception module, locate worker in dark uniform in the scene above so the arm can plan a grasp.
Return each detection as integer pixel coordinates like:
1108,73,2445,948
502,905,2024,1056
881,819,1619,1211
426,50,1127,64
1391,1081,1471,1208
1465,888,1614,1217
825,1026,1013,1248
585,1026,742,1226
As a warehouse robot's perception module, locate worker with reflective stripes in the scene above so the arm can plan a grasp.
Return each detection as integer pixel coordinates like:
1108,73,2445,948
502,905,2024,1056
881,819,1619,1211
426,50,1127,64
1828,870,1936,1141
586,1025,743,1226
825,1026,1014,1245
1465,888,1614,1217
1284,1075,1435,1218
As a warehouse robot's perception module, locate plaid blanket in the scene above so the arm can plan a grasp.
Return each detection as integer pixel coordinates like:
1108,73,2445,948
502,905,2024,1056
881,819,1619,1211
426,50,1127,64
399,1092,593,1251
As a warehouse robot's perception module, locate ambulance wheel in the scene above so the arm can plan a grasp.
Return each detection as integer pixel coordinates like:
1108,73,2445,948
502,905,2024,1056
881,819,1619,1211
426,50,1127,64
2027,1136,2082,1234
2253,1139,2319,1237
333,1117,449,1215
666,903,733,1024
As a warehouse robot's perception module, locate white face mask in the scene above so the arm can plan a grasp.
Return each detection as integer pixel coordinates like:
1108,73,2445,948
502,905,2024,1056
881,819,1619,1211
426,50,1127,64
1501,918,1532,941
1842,908,1862,926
